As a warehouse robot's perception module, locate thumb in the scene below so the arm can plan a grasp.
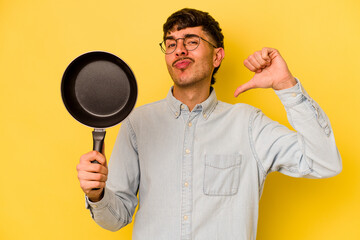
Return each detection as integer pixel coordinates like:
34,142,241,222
234,80,255,97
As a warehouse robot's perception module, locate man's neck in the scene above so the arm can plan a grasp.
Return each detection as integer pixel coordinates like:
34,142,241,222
173,83,211,111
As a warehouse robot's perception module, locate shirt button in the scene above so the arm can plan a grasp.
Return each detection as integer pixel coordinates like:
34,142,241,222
203,113,207,118
185,149,191,154
181,105,185,109
291,93,297,97
175,112,179,116
93,205,98,208
188,122,192,127
183,215,188,220
184,182,189,187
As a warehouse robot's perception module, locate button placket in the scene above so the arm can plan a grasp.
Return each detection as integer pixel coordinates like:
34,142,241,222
180,111,199,239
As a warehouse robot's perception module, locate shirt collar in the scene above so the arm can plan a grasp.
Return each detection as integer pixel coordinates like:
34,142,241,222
166,86,218,120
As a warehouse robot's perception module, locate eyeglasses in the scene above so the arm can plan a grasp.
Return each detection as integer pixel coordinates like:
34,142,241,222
159,34,217,54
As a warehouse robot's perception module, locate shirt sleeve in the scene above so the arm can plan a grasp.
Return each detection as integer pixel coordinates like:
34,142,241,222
85,118,140,231
249,78,342,178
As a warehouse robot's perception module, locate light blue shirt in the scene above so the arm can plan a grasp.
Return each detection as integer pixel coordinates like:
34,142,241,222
86,80,341,240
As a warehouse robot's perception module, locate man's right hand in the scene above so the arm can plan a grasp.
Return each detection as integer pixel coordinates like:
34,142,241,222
76,151,108,202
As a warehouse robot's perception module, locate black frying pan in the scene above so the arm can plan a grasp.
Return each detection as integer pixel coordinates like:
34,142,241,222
61,51,137,155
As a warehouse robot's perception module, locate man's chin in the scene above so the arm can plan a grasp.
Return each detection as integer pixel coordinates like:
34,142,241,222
171,73,191,86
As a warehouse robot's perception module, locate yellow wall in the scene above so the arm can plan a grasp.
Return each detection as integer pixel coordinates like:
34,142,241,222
1,0,359,239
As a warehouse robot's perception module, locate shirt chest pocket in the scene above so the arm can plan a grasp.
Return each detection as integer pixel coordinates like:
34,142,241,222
203,154,242,196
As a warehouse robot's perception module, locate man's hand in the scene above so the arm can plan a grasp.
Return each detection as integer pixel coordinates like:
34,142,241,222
76,151,108,202
234,47,297,97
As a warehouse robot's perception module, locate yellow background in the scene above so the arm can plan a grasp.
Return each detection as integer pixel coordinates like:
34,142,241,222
1,0,359,239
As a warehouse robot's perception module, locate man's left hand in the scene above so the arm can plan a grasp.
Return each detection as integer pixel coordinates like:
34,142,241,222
234,47,297,97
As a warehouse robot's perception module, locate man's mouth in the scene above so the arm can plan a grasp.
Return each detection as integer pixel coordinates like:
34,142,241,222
173,58,194,70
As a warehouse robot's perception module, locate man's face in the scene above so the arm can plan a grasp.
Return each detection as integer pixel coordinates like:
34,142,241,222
164,26,221,88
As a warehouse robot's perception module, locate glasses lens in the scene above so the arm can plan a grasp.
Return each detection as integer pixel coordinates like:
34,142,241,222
162,39,177,54
184,36,200,51
160,36,201,54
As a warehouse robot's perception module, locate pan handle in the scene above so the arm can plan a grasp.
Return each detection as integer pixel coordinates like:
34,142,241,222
92,129,106,155
92,129,106,190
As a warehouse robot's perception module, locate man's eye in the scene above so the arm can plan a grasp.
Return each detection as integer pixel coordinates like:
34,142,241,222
167,43,176,48
186,39,199,46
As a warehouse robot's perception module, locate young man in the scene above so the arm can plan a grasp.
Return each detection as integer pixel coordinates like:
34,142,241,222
76,8,341,240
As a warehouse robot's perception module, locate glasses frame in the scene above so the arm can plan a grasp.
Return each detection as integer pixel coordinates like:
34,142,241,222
159,35,217,54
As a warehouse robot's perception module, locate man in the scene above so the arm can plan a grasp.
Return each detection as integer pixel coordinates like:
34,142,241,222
76,8,341,240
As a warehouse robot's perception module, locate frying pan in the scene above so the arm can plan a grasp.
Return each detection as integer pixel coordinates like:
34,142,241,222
61,51,137,157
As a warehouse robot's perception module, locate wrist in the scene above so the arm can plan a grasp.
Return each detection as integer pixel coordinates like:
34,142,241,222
87,189,105,202
273,75,297,90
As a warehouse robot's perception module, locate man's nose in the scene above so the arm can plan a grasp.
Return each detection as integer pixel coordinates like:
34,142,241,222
175,39,188,56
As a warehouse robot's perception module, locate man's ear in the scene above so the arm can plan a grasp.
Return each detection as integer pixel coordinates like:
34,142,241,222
213,48,225,67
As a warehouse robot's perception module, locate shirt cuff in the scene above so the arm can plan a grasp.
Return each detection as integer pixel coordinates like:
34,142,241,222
85,187,111,210
274,78,310,107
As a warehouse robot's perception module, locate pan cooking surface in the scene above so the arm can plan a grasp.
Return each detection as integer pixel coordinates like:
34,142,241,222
61,51,137,129
75,60,130,117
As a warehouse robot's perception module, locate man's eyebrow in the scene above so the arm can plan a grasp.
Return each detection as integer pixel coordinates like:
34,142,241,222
165,33,200,40
184,34,199,38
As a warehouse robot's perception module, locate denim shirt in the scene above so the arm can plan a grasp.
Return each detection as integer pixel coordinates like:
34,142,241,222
86,80,342,240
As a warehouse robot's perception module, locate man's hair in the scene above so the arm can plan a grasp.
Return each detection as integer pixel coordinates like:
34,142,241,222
163,8,224,85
